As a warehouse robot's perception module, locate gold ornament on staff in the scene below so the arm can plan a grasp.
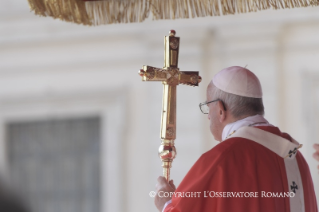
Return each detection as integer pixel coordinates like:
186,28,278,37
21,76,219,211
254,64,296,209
138,30,202,181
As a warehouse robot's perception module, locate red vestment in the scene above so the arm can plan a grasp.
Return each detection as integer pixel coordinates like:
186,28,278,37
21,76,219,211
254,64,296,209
164,126,317,212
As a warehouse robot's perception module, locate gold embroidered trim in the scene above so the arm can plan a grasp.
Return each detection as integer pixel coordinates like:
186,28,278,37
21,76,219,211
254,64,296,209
226,130,237,139
27,0,319,26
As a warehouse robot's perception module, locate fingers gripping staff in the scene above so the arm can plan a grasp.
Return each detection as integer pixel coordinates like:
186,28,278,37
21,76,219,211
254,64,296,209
138,30,202,181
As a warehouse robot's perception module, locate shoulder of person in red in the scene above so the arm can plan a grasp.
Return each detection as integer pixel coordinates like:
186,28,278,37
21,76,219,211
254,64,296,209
164,126,317,212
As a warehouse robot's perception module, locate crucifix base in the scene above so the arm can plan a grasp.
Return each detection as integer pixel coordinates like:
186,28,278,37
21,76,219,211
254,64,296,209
158,139,176,181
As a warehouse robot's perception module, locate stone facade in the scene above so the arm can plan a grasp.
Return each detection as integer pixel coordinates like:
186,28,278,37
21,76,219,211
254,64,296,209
0,1,319,211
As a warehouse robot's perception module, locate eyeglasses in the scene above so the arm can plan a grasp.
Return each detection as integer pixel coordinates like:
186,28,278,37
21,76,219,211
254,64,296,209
199,99,226,114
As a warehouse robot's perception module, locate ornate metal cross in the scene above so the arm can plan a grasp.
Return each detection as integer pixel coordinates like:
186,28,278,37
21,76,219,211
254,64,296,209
138,30,201,181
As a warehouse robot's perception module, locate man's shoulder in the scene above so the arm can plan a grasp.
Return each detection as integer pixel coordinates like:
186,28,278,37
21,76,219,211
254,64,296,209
206,136,260,153
177,137,260,190
254,126,293,141
199,137,263,164
200,126,296,167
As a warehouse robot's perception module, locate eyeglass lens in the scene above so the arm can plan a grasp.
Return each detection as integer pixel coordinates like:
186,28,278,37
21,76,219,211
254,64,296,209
201,104,209,114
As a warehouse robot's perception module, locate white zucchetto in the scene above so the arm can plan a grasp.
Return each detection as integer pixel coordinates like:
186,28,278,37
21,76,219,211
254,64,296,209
212,66,263,98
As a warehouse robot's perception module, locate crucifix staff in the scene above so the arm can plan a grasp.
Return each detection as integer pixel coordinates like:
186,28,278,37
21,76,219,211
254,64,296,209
138,30,201,181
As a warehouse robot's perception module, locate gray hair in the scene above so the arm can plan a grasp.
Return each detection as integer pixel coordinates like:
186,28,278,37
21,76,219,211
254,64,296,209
209,84,264,118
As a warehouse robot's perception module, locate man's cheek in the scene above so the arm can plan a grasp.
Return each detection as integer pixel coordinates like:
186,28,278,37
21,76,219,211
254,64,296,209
210,119,215,130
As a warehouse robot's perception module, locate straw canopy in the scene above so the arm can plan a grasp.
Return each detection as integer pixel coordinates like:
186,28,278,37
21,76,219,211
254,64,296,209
27,0,319,26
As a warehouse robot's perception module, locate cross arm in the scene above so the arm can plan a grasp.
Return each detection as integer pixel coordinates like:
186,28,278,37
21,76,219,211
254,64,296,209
138,66,201,86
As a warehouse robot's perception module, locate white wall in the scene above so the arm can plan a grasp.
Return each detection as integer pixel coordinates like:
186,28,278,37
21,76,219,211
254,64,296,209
1,1,319,211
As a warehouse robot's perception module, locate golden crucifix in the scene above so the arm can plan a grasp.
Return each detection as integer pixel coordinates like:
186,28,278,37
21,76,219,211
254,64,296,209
138,30,201,181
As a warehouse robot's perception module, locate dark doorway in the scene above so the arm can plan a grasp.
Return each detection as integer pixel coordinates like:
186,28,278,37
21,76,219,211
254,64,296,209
7,117,101,212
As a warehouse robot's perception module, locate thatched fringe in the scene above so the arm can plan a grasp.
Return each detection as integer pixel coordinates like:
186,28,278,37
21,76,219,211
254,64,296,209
85,0,150,25
27,0,91,25
27,0,319,26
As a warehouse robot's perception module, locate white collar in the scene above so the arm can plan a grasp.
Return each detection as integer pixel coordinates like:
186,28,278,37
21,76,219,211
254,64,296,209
222,114,273,141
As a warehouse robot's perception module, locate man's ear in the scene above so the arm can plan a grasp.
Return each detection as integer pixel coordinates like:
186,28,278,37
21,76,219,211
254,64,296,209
217,101,226,122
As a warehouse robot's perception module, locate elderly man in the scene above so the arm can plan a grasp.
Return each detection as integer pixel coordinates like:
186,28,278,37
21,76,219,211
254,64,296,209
155,66,317,212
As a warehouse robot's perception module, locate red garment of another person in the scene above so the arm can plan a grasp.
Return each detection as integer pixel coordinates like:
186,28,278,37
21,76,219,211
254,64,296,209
164,126,317,212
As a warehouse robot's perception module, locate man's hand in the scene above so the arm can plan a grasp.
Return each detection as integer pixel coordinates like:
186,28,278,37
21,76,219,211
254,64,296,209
155,176,176,212
313,144,319,170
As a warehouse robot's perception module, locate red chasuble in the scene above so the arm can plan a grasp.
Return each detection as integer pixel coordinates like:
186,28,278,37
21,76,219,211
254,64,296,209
164,126,317,212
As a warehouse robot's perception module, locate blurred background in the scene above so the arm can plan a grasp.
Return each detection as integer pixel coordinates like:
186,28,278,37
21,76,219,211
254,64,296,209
0,1,319,211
